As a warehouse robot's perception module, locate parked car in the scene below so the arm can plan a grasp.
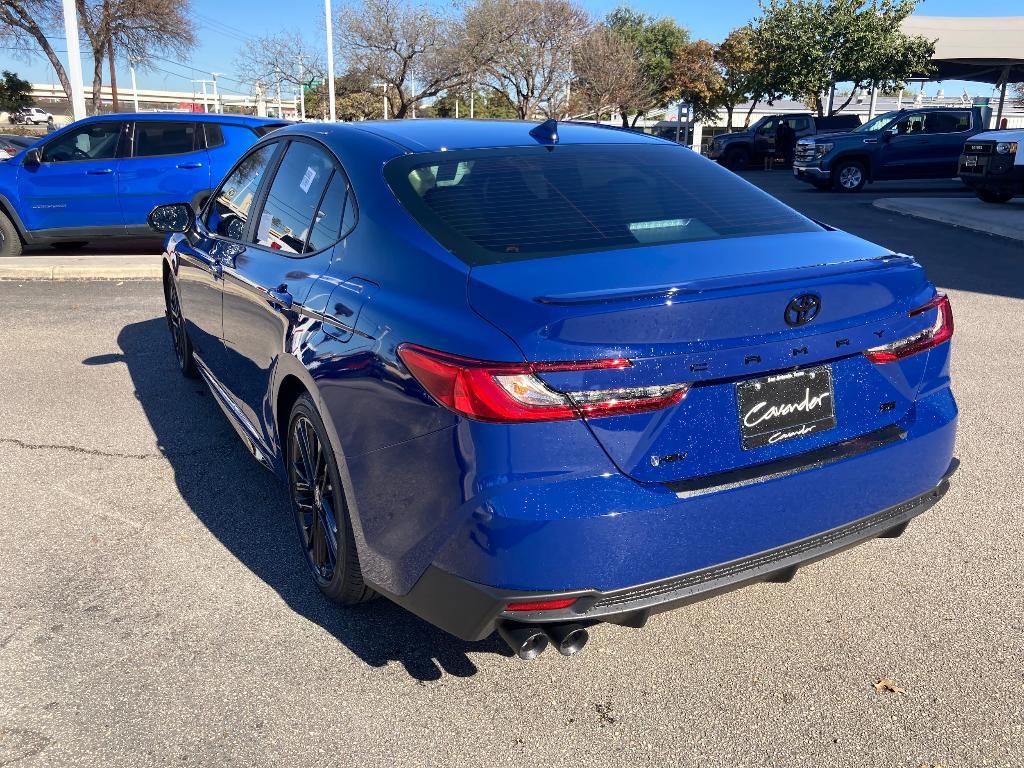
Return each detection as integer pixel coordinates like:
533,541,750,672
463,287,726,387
708,113,862,170
793,106,987,192
150,119,957,660
0,134,34,159
9,106,53,125
0,113,286,256
958,129,1023,203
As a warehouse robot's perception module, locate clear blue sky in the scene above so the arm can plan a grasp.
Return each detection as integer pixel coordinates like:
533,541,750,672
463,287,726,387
1,0,1020,100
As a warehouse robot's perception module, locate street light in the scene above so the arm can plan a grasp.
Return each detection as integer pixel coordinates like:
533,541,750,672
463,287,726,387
209,72,222,114
60,0,87,120
325,0,337,121
373,82,389,120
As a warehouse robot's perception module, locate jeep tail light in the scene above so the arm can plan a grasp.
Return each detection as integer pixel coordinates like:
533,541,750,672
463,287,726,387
864,293,953,363
397,344,689,423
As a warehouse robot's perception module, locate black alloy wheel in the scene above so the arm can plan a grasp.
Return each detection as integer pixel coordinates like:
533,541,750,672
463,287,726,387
164,277,197,378
287,395,374,605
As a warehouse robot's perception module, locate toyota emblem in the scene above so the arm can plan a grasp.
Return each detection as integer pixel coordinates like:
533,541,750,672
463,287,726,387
784,294,821,327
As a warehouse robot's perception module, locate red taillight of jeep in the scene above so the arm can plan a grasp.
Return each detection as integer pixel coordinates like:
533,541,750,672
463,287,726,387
864,293,953,364
396,344,689,423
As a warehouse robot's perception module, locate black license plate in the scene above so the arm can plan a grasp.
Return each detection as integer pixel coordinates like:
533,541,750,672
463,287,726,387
736,366,837,450
964,155,978,167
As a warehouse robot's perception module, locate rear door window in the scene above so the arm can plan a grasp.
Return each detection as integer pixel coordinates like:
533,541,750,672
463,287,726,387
385,144,820,265
206,142,278,240
132,121,199,157
923,111,971,134
251,141,336,254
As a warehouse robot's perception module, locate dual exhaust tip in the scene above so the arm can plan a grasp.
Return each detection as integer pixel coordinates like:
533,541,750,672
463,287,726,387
498,621,590,660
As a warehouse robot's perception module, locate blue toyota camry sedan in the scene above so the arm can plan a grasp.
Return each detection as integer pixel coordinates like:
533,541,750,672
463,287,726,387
150,119,957,660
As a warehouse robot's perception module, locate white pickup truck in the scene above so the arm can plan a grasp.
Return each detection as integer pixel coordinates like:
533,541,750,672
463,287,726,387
958,129,1024,203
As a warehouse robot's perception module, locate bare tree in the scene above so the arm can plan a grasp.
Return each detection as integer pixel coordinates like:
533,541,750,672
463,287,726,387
0,0,74,101
339,0,466,119
75,0,195,111
571,24,650,122
235,29,326,97
465,0,589,120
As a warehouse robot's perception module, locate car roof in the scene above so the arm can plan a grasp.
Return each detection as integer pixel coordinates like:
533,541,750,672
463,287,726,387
336,118,671,152
75,112,286,126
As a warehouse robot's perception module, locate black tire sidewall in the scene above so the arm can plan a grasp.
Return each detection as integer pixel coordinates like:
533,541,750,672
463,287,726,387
287,394,370,605
725,147,750,171
976,190,1012,204
0,213,23,257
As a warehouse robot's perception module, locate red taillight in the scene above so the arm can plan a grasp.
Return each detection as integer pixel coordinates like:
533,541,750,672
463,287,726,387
397,344,688,424
505,598,578,612
864,293,953,364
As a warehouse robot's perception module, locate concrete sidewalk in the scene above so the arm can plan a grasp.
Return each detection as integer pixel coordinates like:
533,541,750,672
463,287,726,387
0,253,162,280
873,196,1024,244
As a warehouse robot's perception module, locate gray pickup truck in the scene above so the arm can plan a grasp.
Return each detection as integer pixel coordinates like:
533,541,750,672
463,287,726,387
708,113,862,170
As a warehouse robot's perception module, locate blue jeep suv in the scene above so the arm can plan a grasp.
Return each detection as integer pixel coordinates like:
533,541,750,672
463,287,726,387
0,113,285,256
150,119,957,660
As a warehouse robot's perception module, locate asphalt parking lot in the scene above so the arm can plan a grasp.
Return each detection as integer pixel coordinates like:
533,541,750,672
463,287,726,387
1,175,1022,767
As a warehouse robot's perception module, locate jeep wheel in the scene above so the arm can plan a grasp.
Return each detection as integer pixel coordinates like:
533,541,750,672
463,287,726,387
833,160,866,192
723,147,751,171
975,189,1014,204
0,211,24,257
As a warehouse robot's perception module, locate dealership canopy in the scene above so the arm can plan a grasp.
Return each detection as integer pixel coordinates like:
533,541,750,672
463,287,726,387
900,16,1024,124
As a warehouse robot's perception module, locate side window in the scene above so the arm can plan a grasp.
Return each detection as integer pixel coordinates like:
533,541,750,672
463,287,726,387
204,124,224,149
789,117,810,132
206,143,277,240
252,141,335,254
923,111,970,134
306,172,350,253
894,114,926,135
42,122,122,162
133,121,198,157
758,119,777,136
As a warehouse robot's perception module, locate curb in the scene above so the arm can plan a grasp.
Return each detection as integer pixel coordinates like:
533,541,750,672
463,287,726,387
872,198,1024,244
0,258,162,281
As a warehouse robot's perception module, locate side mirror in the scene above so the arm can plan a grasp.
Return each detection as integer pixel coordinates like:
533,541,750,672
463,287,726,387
23,148,41,167
148,203,195,234
882,127,897,143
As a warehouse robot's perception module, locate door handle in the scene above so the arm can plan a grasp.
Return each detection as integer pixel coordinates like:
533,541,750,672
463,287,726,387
87,168,114,175
268,284,294,310
177,162,204,169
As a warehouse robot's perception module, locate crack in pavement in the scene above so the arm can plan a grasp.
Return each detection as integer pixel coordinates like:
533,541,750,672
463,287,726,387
0,437,160,461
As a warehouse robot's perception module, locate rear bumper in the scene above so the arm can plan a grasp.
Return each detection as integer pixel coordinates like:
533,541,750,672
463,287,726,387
388,475,954,640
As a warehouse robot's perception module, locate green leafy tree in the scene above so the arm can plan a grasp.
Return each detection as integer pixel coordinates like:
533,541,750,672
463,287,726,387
0,69,32,112
605,6,688,127
750,0,934,116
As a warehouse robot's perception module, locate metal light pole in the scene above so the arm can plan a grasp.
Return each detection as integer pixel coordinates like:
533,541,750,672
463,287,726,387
60,0,87,120
210,72,222,114
298,59,306,121
470,83,474,119
325,0,337,121
868,81,878,121
191,80,210,112
130,58,140,112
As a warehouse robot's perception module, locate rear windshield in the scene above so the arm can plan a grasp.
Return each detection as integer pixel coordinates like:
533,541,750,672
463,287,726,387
385,144,820,265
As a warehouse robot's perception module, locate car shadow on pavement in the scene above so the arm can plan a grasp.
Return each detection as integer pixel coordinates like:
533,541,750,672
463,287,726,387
90,317,513,681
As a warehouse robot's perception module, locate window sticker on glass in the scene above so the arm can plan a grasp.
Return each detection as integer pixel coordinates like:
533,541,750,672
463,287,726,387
300,166,317,193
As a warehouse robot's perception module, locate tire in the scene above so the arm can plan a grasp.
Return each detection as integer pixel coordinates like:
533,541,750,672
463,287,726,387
832,159,867,192
287,393,375,606
975,189,1014,204
0,210,23,257
163,276,198,378
723,147,751,171
52,241,88,250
